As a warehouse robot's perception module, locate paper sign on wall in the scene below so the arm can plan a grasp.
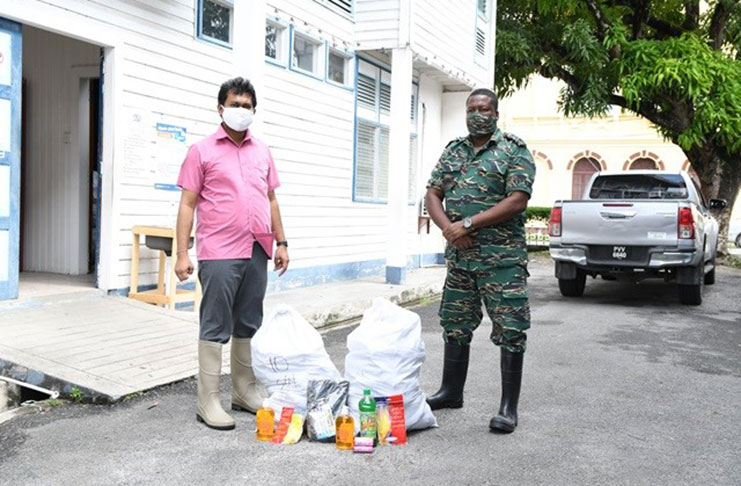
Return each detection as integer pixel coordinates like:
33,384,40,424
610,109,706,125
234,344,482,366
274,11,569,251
0,32,11,87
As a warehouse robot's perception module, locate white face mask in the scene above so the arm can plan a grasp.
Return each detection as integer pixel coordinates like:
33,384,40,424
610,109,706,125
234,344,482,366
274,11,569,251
220,106,254,132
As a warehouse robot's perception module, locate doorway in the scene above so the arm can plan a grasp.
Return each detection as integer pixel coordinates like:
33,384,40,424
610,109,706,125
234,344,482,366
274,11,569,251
18,26,101,297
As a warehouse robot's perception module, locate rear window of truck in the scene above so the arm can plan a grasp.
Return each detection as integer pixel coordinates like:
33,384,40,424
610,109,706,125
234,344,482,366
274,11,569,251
589,174,688,199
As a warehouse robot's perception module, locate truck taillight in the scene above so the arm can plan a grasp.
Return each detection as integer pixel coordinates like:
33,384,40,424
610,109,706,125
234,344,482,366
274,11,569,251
548,207,562,237
678,207,695,239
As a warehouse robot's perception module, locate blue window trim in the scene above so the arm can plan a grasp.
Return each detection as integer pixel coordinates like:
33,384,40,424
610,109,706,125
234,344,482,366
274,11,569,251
196,0,234,48
265,16,289,67
325,46,355,91
289,25,326,82
353,56,421,204
0,17,22,300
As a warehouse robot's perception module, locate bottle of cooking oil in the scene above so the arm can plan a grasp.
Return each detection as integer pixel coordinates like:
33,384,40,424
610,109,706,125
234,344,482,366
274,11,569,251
335,405,355,450
256,400,275,441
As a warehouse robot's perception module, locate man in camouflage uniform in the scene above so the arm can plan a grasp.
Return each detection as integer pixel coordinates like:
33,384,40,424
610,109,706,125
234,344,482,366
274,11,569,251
425,88,535,433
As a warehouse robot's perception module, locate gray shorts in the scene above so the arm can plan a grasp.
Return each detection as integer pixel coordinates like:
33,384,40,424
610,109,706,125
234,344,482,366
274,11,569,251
198,242,269,343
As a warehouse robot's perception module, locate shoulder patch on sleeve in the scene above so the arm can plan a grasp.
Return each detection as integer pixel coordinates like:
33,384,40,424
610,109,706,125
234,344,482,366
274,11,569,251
503,132,527,148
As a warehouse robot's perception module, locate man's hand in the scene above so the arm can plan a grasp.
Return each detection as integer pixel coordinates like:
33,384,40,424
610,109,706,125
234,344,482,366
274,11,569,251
175,254,194,282
451,235,476,249
443,221,471,243
274,246,289,276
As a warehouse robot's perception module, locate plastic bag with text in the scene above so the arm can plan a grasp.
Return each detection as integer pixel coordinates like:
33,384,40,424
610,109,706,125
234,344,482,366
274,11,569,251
252,305,341,411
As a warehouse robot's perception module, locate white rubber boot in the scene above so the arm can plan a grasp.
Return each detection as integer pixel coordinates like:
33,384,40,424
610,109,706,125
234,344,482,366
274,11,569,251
196,340,235,430
230,337,266,413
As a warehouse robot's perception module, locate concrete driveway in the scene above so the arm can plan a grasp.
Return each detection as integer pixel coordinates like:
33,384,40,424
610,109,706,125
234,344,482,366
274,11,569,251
1,260,739,486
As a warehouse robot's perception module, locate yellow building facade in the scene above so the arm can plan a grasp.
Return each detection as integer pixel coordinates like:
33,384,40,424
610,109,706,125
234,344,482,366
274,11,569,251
499,76,741,232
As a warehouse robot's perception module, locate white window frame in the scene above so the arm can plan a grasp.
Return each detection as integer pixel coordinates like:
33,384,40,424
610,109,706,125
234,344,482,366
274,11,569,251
353,57,419,204
265,17,289,66
326,47,354,89
474,8,491,67
196,0,234,48
290,27,325,79
477,0,488,19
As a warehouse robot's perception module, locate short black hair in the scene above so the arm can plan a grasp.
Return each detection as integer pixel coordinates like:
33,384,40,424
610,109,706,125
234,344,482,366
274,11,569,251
467,88,498,111
218,77,257,108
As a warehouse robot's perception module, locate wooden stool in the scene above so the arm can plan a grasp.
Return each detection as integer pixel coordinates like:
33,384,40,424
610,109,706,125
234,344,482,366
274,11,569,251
129,225,202,311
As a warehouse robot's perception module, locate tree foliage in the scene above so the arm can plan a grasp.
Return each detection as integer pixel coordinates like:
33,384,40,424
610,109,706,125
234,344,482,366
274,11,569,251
496,0,741,252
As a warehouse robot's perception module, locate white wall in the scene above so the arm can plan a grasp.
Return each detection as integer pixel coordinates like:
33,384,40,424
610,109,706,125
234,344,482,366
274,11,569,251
22,26,99,275
412,0,494,88
354,0,400,49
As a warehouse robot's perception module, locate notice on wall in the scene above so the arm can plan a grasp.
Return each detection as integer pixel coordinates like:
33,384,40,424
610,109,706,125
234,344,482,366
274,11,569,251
0,32,11,87
153,122,187,190
123,109,155,182
122,109,189,189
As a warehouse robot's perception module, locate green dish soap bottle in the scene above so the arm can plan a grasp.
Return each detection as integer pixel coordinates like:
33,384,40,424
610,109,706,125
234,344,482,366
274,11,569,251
358,389,377,445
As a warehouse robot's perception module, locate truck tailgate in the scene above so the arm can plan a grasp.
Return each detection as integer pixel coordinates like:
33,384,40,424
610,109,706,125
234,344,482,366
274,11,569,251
561,201,679,246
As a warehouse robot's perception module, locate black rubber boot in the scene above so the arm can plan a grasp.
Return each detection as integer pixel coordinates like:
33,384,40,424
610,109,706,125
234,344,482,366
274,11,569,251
489,349,524,433
426,343,470,410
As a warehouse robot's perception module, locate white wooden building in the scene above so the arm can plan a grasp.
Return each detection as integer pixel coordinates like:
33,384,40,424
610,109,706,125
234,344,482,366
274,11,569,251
0,0,496,300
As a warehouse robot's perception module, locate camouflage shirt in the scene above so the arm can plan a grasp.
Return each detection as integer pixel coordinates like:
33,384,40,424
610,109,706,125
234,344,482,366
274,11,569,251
427,129,536,267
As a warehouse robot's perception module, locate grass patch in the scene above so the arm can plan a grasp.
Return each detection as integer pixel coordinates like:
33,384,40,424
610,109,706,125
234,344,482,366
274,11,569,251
719,255,741,269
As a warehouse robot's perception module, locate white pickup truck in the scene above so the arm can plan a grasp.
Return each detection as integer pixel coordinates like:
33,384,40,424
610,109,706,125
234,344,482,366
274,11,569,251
548,171,727,305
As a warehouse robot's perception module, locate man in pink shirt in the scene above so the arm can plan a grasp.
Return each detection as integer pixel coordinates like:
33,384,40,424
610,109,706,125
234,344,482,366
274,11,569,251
175,77,289,430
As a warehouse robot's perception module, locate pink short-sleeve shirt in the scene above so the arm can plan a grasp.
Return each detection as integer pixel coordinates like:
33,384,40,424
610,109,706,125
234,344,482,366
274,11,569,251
177,125,280,260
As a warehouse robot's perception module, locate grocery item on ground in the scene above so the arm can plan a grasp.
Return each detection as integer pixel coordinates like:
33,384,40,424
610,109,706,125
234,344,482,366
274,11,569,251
335,405,355,451
375,398,391,445
271,407,294,444
358,389,377,443
353,437,374,453
252,305,341,411
282,413,305,445
306,379,349,442
256,400,275,441
344,298,437,431
307,405,335,442
387,394,407,445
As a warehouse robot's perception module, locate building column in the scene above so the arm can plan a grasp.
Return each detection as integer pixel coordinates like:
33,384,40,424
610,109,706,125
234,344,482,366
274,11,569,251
385,47,413,284
233,0,266,130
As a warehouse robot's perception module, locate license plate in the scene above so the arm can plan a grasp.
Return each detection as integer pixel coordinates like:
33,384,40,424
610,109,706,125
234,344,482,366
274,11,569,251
612,246,629,260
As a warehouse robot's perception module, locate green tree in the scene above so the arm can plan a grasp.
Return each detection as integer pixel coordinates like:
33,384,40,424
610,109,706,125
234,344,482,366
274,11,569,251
496,0,741,253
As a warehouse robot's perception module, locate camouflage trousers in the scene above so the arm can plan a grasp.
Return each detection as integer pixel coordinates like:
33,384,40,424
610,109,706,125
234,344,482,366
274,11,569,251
439,260,530,353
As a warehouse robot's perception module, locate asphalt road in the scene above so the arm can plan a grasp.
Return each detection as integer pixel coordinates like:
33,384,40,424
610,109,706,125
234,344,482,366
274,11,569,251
1,259,740,486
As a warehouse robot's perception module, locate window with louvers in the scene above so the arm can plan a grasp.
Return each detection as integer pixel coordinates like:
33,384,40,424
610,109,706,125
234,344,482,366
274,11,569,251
327,0,353,15
357,74,376,110
475,27,486,56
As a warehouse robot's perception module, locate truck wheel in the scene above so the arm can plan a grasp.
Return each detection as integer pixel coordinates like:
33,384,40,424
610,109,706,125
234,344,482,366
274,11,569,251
558,270,586,297
678,284,702,305
736,233,741,248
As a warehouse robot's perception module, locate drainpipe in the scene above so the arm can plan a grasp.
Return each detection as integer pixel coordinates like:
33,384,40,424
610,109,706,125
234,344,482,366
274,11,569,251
0,376,60,400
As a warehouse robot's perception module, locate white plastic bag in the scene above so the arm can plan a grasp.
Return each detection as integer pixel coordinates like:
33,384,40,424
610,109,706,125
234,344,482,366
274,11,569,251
344,298,438,431
252,304,341,410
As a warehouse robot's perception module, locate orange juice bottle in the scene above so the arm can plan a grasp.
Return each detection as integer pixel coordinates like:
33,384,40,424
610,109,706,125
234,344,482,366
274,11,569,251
335,406,355,450
256,400,275,441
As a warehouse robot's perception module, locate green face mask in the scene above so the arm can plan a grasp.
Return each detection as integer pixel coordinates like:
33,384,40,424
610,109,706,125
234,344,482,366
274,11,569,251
466,111,498,136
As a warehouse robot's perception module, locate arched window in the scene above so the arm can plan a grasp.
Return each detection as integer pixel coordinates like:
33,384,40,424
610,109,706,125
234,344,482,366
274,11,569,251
572,158,601,199
629,158,659,170
530,151,553,207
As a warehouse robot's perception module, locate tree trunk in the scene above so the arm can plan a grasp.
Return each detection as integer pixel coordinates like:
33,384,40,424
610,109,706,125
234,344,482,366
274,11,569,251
689,147,741,257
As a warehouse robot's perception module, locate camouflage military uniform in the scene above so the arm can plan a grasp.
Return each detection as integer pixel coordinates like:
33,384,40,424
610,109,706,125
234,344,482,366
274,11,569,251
427,129,536,353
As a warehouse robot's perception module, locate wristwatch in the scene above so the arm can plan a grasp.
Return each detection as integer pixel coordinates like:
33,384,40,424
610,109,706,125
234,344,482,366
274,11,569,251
463,217,474,232
277,241,288,248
